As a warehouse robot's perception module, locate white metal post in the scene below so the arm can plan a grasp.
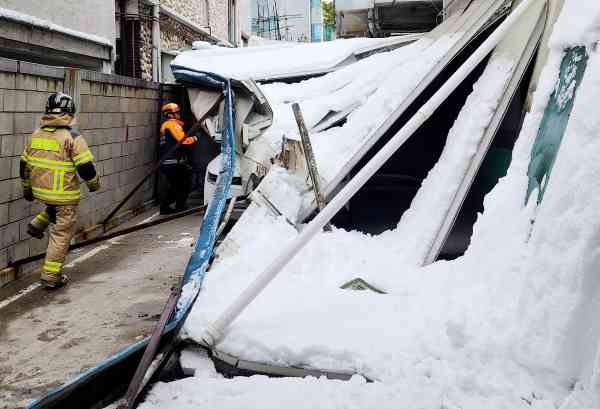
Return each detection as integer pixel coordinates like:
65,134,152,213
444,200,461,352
201,0,545,346
152,1,161,82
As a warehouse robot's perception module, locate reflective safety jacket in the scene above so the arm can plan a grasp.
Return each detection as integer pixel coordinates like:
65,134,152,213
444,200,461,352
20,114,98,205
159,119,194,165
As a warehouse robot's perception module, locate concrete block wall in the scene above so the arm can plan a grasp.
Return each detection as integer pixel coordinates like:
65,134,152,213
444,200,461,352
0,59,161,277
76,71,160,229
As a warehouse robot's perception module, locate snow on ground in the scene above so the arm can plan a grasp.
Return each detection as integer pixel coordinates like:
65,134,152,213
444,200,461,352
145,1,600,408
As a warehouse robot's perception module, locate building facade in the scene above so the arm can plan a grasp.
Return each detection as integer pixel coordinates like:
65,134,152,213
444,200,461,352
0,0,241,82
250,0,323,43
116,0,242,82
0,0,115,72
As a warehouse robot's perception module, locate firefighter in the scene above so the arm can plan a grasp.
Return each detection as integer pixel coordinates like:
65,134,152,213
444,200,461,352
159,103,197,215
20,92,100,289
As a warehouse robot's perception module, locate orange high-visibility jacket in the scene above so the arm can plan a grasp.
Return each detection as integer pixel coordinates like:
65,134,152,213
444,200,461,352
160,119,195,165
20,114,98,205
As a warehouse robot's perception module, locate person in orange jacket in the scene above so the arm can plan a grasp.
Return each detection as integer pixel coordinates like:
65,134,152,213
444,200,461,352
159,103,197,214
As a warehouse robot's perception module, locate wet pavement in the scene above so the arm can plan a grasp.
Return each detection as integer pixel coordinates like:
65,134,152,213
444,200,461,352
0,209,203,409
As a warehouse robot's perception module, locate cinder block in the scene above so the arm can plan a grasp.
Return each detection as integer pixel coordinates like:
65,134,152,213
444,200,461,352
102,159,115,175
0,202,7,225
3,89,26,112
47,79,61,92
77,113,91,130
18,217,29,240
80,80,91,95
111,143,122,158
80,94,95,113
0,179,12,203
111,113,124,128
10,178,22,201
0,156,11,180
0,221,20,248
16,74,38,91
14,113,37,134
0,72,16,89
0,248,7,270
14,134,27,157
36,77,49,92
99,144,112,161
8,199,31,223
10,156,19,179
112,127,125,143
0,112,13,135
13,239,30,260
26,91,47,112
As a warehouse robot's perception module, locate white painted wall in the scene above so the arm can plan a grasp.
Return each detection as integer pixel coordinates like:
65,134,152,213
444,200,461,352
0,0,116,43
335,0,371,11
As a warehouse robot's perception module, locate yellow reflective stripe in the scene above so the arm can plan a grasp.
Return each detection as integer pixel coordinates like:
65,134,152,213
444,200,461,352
21,154,29,163
73,150,94,166
35,213,49,223
58,171,64,193
43,259,63,273
27,156,74,167
52,171,59,192
27,155,74,168
31,137,60,152
27,158,75,172
32,187,80,199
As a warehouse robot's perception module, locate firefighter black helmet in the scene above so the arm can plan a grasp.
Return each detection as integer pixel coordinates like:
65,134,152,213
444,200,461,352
46,92,76,115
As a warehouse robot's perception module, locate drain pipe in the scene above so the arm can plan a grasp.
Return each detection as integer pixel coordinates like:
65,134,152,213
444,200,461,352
201,0,545,346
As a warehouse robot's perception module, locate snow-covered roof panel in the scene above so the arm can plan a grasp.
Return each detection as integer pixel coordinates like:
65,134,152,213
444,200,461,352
171,36,421,82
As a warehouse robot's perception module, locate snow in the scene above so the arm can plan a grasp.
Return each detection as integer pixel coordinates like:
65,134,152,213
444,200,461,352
145,1,600,408
242,32,460,224
171,36,420,81
0,7,112,46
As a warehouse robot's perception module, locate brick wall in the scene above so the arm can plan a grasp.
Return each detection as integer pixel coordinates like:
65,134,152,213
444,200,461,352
0,58,161,277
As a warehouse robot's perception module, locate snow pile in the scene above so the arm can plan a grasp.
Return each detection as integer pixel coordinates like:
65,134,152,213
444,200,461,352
0,7,112,46
143,1,600,408
172,36,418,81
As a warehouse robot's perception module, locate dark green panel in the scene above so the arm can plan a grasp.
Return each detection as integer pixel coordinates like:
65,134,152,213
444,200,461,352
526,46,589,204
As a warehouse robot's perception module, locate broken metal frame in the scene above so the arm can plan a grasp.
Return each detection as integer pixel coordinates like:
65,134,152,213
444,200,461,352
297,0,514,223
291,102,332,232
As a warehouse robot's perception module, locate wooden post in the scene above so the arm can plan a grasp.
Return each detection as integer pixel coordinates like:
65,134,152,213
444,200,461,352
291,103,331,232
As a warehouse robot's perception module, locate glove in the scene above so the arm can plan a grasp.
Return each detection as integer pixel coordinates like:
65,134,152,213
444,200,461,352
86,176,100,192
22,181,34,202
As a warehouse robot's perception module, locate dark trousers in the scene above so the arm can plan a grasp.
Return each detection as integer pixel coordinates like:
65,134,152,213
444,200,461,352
159,163,191,212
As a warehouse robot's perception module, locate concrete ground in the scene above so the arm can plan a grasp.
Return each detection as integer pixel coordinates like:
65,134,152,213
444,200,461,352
0,208,204,409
